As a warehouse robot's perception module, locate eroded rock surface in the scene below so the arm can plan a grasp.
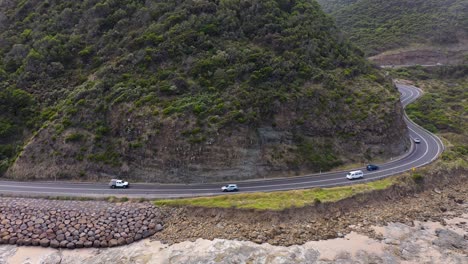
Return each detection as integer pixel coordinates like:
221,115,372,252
153,174,468,246
3,213,467,264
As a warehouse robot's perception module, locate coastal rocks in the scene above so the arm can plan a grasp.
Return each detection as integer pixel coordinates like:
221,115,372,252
2,214,468,264
433,229,467,250
0,197,165,249
153,176,468,247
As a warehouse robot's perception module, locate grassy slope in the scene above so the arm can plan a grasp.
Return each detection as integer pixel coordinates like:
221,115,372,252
154,65,468,210
316,0,468,55
155,178,395,210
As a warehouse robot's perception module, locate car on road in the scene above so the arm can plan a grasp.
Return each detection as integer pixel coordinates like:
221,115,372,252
346,170,364,180
221,184,239,192
109,179,129,189
413,138,421,144
366,164,379,171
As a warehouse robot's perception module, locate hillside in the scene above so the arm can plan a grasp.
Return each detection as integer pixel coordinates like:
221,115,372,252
317,0,468,57
391,65,467,163
0,0,408,183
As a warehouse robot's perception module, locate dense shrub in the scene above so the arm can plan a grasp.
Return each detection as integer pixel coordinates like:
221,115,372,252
317,0,468,55
0,0,398,175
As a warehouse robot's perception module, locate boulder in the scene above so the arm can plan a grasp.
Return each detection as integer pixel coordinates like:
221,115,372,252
84,241,93,248
66,242,75,249
75,241,84,248
39,238,50,247
23,238,32,246
155,224,163,232
8,237,18,245
50,239,60,248
56,234,65,241
32,239,40,246
93,240,100,247
60,240,68,248
109,239,119,247
117,237,126,246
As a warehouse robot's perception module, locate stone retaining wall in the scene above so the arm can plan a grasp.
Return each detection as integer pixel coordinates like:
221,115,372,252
0,198,165,249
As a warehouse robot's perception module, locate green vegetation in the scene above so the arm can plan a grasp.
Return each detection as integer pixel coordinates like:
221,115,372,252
317,0,468,55
154,65,467,210
0,0,402,180
295,137,342,171
411,173,424,183
155,177,396,210
0,87,38,173
64,132,85,143
390,65,467,164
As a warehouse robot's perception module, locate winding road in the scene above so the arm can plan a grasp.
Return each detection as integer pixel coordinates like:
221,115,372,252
0,84,444,198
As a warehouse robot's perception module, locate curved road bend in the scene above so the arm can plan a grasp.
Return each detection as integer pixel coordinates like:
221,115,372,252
0,84,444,198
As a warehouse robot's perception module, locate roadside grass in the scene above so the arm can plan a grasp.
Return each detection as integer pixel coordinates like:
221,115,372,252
154,177,396,210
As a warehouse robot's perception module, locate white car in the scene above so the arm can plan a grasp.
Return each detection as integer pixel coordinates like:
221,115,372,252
109,179,129,188
346,170,364,180
221,184,239,192
413,138,421,144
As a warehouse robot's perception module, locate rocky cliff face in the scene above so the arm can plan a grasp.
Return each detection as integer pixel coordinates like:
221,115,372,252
9,82,408,183
1,0,408,182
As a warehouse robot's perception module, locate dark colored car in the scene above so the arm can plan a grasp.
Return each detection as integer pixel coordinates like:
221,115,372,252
366,164,379,171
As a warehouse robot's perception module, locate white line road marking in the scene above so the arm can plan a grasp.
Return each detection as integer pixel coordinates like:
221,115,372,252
0,85,444,196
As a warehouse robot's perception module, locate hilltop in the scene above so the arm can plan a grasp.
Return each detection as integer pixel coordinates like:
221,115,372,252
317,0,468,60
0,0,407,182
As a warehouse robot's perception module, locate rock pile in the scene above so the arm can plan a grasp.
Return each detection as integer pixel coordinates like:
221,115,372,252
0,197,164,248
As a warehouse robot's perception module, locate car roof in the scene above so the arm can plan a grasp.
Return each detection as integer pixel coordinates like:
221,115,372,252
349,170,363,173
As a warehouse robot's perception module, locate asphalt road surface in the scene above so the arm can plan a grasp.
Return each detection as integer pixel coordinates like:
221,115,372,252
0,84,444,198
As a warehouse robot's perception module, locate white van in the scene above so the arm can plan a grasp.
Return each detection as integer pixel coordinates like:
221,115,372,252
346,170,364,180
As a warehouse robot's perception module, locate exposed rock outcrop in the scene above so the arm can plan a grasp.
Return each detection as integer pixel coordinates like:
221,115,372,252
1,213,467,264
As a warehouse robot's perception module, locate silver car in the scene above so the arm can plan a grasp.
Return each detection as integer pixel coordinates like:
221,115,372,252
221,184,239,192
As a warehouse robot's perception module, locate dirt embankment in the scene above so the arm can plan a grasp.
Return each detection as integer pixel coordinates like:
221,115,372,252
154,166,467,246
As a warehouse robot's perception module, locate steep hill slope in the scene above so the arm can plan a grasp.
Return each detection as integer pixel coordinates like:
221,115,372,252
317,0,468,58
0,0,408,183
